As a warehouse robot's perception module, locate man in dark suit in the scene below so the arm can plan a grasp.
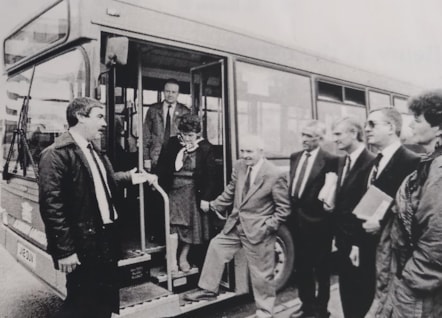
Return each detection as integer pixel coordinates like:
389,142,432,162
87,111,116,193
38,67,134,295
184,135,291,318
143,78,190,170
362,107,420,315
39,97,155,318
362,107,420,234
331,117,376,318
289,120,339,318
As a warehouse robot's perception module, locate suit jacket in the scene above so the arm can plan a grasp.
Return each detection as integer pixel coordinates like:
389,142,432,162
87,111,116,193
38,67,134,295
212,159,291,244
371,145,420,198
156,136,218,202
142,102,190,167
289,148,339,223
334,148,375,249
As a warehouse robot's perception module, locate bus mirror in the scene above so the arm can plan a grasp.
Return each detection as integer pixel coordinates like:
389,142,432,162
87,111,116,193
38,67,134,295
105,37,129,66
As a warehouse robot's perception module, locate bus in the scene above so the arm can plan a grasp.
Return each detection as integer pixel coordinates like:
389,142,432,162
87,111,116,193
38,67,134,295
0,0,422,317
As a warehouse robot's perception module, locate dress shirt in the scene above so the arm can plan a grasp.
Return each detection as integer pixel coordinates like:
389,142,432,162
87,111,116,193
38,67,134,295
347,144,365,170
368,141,401,183
292,147,320,197
70,130,117,224
248,158,264,185
163,101,176,126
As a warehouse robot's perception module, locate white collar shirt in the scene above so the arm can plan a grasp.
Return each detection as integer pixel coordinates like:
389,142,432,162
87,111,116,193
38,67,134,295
348,144,366,170
292,147,320,197
69,130,117,224
376,141,401,176
248,158,264,185
163,101,176,126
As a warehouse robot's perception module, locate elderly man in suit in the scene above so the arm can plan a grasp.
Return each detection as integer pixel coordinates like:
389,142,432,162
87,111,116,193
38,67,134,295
143,78,190,170
331,117,376,318
184,135,291,318
38,97,156,318
289,120,339,318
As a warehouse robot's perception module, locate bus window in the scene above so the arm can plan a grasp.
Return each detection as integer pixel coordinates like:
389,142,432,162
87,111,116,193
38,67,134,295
369,90,391,110
2,49,87,178
235,62,312,161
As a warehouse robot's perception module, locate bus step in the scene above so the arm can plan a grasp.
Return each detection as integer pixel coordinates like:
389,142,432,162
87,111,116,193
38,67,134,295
118,254,152,287
120,281,172,309
145,242,166,254
151,267,200,290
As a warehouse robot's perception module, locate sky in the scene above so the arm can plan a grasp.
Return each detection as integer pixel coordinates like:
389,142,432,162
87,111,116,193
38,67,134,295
0,0,441,89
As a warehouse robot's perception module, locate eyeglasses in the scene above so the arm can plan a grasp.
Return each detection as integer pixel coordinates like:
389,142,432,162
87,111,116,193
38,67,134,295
365,120,390,129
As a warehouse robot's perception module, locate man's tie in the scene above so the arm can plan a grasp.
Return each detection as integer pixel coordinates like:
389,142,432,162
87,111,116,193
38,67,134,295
242,166,252,200
292,152,311,198
164,104,172,144
370,153,383,185
87,143,115,221
340,155,351,186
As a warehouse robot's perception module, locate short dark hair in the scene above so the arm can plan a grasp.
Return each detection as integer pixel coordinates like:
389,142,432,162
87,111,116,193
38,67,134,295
66,97,103,127
370,107,402,137
408,90,442,128
164,78,180,88
178,113,201,133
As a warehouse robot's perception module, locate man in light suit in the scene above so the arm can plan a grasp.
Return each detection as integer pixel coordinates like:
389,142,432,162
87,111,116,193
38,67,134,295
289,120,339,318
184,135,291,318
331,117,376,318
143,78,189,170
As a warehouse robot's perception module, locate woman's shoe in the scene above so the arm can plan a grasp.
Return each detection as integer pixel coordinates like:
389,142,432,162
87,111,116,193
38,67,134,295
179,261,191,272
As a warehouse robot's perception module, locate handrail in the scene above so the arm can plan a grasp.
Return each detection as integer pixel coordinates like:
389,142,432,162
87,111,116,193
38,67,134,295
151,181,172,292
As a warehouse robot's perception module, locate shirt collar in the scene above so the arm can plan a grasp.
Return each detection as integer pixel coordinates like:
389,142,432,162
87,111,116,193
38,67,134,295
69,129,89,150
348,144,365,166
305,147,320,158
163,101,176,111
249,157,265,173
380,140,401,161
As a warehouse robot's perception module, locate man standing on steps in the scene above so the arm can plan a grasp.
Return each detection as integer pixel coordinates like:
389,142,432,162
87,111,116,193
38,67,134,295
143,78,190,170
39,97,156,318
184,135,291,318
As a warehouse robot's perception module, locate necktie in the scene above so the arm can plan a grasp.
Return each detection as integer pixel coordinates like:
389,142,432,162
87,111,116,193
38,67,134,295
242,166,252,200
164,104,172,144
340,155,351,186
87,144,115,221
292,152,311,198
370,153,383,185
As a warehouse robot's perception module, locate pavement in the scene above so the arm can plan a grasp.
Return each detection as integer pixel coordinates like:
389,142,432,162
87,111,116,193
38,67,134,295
246,284,343,318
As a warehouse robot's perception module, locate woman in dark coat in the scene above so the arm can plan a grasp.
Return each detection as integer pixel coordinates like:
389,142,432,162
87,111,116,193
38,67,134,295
373,90,442,317
156,114,217,272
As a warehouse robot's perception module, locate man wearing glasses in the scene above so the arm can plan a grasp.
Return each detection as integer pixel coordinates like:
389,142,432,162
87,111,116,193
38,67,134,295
363,107,419,315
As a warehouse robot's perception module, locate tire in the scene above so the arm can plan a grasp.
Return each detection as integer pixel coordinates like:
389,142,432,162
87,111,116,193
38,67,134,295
274,224,295,292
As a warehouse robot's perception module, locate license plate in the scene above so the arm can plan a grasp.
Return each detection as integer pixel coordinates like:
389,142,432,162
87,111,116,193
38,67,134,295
17,242,37,269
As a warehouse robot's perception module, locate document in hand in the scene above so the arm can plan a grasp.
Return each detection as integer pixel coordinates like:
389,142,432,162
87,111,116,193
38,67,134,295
352,186,393,221
318,172,338,211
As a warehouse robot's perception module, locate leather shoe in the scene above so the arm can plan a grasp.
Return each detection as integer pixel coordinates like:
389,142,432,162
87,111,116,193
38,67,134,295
183,289,218,301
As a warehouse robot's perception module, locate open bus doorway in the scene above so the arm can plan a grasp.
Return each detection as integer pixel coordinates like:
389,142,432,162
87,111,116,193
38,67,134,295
99,34,230,297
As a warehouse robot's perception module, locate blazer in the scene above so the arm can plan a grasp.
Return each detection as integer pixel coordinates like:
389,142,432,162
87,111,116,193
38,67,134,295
155,136,218,202
142,102,190,167
333,148,375,249
289,148,339,223
212,159,291,244
371,145,420,198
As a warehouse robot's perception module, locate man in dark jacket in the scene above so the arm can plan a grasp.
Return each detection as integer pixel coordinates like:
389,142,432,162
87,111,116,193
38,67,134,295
331,117,375,318
39,97,156,318
289,120,339,318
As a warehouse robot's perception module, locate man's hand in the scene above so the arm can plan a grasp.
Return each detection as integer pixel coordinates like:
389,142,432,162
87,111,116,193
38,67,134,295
349,245,360,267
363,219,381,234
200,200,210,213
58,253,81,273
130,168,158,185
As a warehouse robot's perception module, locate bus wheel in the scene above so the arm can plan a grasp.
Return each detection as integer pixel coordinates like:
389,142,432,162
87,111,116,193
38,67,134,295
274,224,294,292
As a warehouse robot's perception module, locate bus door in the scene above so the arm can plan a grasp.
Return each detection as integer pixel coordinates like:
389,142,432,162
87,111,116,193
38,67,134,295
190,61,238,291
